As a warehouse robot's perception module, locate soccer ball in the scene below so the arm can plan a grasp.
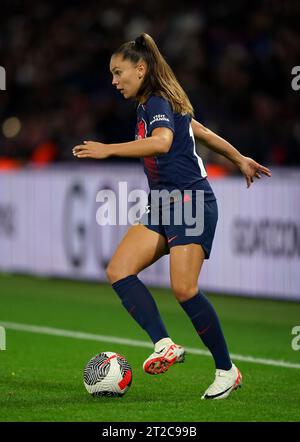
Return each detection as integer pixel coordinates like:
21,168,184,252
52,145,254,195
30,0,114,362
83,352,132,397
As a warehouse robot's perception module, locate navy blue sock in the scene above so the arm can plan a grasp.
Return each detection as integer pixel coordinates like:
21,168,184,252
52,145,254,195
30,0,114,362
112,275,169,344
180,292,232,370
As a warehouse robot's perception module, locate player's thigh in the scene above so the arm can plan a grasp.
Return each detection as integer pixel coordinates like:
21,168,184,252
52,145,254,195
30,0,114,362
107,224,168,283
169,243,205,302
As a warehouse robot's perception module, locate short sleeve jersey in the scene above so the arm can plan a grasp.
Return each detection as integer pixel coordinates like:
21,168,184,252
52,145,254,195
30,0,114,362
135,95,209,193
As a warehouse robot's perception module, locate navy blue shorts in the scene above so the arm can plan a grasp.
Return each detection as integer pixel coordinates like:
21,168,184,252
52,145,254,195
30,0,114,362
139,189,218,259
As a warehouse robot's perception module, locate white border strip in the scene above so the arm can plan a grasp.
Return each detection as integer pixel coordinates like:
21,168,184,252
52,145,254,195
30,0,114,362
1,321,300,370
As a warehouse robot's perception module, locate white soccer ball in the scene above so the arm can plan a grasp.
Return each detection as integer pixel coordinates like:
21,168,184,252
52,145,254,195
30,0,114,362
83,352,132,397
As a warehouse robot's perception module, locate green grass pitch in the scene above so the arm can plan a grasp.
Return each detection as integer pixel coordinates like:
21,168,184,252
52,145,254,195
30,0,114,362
0,274,300,422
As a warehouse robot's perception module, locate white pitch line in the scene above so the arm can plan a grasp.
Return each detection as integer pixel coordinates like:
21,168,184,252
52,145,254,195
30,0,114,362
1,320,300,370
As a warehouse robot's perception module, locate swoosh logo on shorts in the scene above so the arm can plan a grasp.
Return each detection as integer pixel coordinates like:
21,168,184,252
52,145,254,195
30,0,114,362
167,235,178,243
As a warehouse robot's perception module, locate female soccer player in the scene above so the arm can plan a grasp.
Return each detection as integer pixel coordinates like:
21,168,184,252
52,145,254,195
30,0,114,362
73,33,271,400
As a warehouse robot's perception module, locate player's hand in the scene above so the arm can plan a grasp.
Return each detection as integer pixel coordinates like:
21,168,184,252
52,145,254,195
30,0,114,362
238,156,272,188
72,141,110,159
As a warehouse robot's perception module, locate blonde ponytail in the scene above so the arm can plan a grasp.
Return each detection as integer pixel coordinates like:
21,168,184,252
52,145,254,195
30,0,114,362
113,33,194,116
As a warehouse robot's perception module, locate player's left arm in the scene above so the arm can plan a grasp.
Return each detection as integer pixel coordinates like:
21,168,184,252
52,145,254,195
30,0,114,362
191,118,271,188
72,127,173,159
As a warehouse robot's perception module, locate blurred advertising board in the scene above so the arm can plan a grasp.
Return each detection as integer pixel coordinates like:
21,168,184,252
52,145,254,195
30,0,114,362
0,165,299,300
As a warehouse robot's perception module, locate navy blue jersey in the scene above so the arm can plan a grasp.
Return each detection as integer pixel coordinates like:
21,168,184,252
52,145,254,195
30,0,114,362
135,95,213,196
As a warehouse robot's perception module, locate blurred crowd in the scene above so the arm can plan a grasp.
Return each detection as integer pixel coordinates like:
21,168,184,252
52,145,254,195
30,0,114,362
0,0,300,171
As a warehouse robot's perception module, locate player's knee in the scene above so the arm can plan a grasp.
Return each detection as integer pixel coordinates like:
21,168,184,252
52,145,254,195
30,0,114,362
171,281,198,302
106,261,121,284
106,261,133,284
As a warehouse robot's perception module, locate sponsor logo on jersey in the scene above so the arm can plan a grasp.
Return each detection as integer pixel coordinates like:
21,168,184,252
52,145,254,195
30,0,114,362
150,114,170,125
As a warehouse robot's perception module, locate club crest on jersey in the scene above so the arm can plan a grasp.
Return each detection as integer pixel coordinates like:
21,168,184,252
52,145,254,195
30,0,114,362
137,118,147,139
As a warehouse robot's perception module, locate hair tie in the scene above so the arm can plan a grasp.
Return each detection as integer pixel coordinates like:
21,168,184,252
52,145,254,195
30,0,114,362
134,36,146,49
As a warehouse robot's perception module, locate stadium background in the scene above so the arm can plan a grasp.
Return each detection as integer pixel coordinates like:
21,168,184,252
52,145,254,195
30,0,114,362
0,0,300,422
